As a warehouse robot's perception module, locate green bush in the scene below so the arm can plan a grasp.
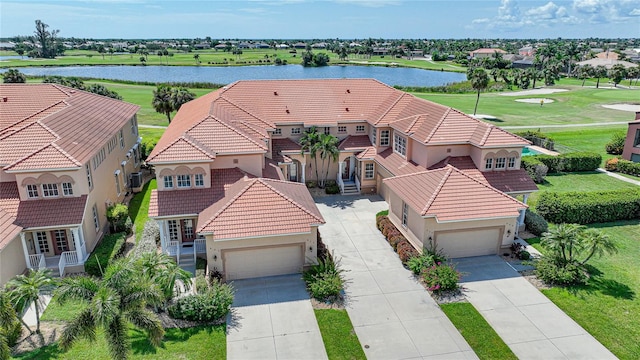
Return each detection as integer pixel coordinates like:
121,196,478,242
521,156,548,183
605,132,626,155
535,258,588,286
524,209,548,236
605,157,619,171
533,152,601,173
84,232,127,277
1,320,22,347
106,204,132,234
195,276,209,294
376,210,389,217
406,253,439,275
536,189,640,224
396,240,419,263
514,130,555,150
422,263,461,293
168,280,234,322
325,184,340,194
519,250,531,260
617,159,640,176
303,256,344,301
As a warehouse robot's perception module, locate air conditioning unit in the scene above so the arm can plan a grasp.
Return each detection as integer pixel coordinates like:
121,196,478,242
129,172,143,192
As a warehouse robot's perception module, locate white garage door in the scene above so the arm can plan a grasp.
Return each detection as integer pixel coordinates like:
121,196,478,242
435,228,500,258
224,244,304,281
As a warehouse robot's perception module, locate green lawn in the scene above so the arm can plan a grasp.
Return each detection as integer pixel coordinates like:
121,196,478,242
441,302,517,360
314,309,365,360
544,126,625,164
539,220,640,360
13,325,226,360
128,179,157,241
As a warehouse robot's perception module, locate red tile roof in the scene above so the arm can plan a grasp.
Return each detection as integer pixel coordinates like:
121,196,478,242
0,208,22,250
146,135,215,163
197,178,324,240
374,148,424,176
383,165,526,222
5,143,82,171
272,138,301,163
356,146,377,160
263,158,286,180
338,135,372,151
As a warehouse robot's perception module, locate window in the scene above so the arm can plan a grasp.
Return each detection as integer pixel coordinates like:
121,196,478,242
291,128,301,135
27,184,39,198
380,130,390,146
195,174,204,187
163,175,174,189
324,127,331,135
365,163,374,179
168,220,179,241
371,128,377,146
119,129,124,148
338,126,347,133
495,157,506,169
273,128,282,136
92,205,100,232
356,125,365,133
62,182,73,196
93,148,106,170
177,174,191,188
42,183,59,197
183,219,194,240
115,173,121,195
634,129,640,147
508,157,516,168
53,230,69,252
485,158,493,170
131,116,138,136
36,232,49,253
393,133,407,157
402,202,408,227
107,136,117,153
86,164,93,189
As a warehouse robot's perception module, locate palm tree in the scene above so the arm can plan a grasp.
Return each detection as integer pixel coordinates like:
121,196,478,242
152,85,174,123
338,46,348,61
170,87,196,113
57,259,164,360
318,134,340,187
579,228,618,265
577,64,594,86
469,67,489,116
0,291,19,359
593,65,608,88
135,252,192,310
526,67,542,89
193,53,200,64
627,66,639,87
608,64,627,87
541,223,585,265
6,269,56,334
299,127,321,183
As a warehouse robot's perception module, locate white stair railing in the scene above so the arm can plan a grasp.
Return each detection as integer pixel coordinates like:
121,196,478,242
39,254,46,270
28,254,45,270
167,241,179,264
63,251,79,265
58,256,66,277
194,238,206,263
355,175,361,193
337,172,344,194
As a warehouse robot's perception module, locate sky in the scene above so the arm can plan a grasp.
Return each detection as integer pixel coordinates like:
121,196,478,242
1,0,639,40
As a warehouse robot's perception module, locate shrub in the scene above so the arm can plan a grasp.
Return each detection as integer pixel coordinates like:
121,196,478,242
376,215,390,230
325,183,340,194
130,220,159,260
306,180,317,188
605,132,626,155
1,320,22,347
524,209,548,236
605,157,619,171
168,280,234,322
536,189,640,224
106,204,132,234
521,156,548,183
85,232,127,277
422,263,461,293
519,250,531,260
617,159,640,176
303,256,344,301
535,258,588,286
532,152,601,173
396,240,419,263
406,253,438,275
388,234,405,250
514,130,555,150
140,138,157,161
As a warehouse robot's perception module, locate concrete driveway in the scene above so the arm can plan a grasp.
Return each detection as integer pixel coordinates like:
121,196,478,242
315,195,477,360
226,274,328,360
456,256,617,360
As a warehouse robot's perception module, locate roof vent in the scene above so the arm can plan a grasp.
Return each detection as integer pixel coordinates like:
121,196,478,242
274,91,278,96
286,109,290,114
346,89,350,93
345,107,349,112
2,97,7,102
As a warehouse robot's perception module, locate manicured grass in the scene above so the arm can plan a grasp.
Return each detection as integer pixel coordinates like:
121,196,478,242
545,126,626,164
314,309,366,360
441,302,517,360
539,220,640,360
40,298,85,322
13,324,226,360
128,179,157,241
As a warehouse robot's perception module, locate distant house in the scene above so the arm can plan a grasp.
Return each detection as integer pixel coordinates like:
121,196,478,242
256,42,271,49
470,48,507,59
512,58,534,69
275,44,290,49
518,46,535,57
311,42,327,49
194,42,211,50
595,51,619,60
293,42,307,49
576,58,639,70
237,42,252,49
214,44,227,50
0,42,15,50
622,112,640,163
372,47,389,56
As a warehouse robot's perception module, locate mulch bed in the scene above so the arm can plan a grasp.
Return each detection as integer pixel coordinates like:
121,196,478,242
13,322,64,355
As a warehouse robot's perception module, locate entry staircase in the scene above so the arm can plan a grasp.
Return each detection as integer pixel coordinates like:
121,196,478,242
341,180,360,195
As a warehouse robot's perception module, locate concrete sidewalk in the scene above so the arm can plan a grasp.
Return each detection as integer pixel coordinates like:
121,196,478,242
21,294,52,327
316,195,477,360
456,256,617,360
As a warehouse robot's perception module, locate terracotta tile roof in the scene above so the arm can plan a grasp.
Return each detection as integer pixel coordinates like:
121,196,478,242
197,178,324,239
0,182,87,230
146,135,215,163
356,146,377,160
0,84,139,170
148,168,251,218
383,165,526,222
0,208,22,250
338,135,372,151
262,158,286,180
272,138,301,163
5,143,82,171
374,148,424,176
429,156,538,193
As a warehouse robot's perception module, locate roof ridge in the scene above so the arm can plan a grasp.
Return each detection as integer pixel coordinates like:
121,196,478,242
180,133,216,159
49,142,82,166
0,101,66,139
374,92,407,125
199,178,257,231
421,166,453,215
448,165,528,207
216,95,274,129
478,125,494,146
424,108,451,143
257,178,325,223
5,141,81,170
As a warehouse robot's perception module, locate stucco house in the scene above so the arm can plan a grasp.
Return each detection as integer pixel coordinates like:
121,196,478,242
0,84,141,284
622,112,640,163
148,79,537,280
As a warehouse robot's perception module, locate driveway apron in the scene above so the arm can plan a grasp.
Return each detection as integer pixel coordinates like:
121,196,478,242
226,274,328,360
456,256,617,360
315,195,477,360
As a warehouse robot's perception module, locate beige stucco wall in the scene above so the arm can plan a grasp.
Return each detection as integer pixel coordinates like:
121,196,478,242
0,235,26,286
388,190,426,247
14,169,84,201
204,227,318,275
376,166,394,202
423,144,473,168
210,153,264,177
471,146,523,171
155,163,212,191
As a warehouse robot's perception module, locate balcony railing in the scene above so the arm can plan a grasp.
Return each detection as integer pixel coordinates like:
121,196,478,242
28,254,45,270
57,251,79,277
194,238,206,263
167,241,180,263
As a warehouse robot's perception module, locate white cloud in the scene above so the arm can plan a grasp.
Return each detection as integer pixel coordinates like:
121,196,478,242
572,0,639,22
630,8,640,16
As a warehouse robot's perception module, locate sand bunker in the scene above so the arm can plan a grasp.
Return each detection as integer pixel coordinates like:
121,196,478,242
515,98,555,104
473,114,498,120
602,104,640,112
501,88,568,96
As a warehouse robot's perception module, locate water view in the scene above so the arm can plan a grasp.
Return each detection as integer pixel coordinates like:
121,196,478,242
4,65,466,87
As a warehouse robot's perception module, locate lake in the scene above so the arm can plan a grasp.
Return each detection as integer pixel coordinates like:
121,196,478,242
2,65,466,87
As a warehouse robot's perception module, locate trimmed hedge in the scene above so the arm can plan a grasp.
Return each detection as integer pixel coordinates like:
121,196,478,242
535,152,601,173
617,159,640,176
536,189,640,224
521,156,548,183
524,209,548,236
376,215,419,263
514,130,555,150
85,232,127,276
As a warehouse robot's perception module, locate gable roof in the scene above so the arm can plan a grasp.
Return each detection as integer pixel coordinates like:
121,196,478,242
146,135,215,163
5,143,82,171
197,177,324,240
383,165,526,222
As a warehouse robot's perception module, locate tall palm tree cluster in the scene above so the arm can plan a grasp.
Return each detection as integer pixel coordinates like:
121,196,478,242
299,126,340,188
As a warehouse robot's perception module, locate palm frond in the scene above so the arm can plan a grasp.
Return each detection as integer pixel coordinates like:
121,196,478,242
91,287,120,328
56,276,99,303
0,333,10,360
104,258,136,292
0,291,17,328
60,308,96,351
125,308,164,347
105,315,130,360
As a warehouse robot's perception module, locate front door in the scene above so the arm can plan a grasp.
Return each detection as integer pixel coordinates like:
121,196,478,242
51,229,69,255
342,158,350,180
289,162,298,182
181,219,195,243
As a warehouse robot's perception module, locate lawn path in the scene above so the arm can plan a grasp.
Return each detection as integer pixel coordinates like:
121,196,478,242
502,121,627,129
